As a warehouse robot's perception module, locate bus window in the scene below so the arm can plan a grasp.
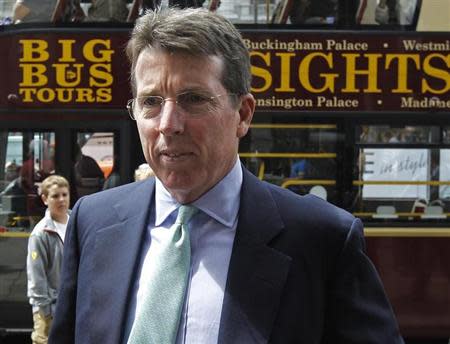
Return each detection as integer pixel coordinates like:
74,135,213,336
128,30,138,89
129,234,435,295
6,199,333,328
358,125,437,144
284,0,339,25
356,0,421,26
0,131,55,232
239,123,340,203
352,124,450,222
443,127,450,144
439,149,450,200
360,147,429,199
416,0,450,31
0,0,14,24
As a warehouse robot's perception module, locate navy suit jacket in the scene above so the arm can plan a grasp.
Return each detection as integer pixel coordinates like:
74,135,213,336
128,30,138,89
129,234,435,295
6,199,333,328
49,168,404,344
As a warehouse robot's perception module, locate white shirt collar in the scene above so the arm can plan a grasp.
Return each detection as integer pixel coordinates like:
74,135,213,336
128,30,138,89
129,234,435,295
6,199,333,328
154,158,242,228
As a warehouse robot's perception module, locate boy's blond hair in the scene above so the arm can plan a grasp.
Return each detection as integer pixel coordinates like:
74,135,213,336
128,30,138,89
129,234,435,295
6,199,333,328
40,175,70,197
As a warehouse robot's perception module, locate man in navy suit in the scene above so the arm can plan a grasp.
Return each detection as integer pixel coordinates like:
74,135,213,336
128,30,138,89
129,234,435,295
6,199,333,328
49,8,404,344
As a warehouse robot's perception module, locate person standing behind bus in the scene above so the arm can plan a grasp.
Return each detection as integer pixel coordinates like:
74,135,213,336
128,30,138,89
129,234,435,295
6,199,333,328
127,0,205,22
375,0,418,25
86,0,129,22
12,0,58,23
73,144,105,197
27,175,70,344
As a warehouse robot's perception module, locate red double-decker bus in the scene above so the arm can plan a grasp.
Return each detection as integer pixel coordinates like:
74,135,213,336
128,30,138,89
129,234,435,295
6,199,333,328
0,1,449,342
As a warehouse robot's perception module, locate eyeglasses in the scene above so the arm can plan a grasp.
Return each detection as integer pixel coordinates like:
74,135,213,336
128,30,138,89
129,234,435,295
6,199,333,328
126,92,236,120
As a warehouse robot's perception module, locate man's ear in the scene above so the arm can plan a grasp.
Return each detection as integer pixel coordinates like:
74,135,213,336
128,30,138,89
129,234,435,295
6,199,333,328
236,93,255,138
41,194,48,206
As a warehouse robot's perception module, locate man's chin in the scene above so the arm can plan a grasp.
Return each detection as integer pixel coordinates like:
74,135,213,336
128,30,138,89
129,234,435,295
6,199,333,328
161,176,206,203
163,179,193,193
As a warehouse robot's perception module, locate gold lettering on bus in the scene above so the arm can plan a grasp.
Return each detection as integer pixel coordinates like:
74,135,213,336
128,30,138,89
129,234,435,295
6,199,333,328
96,88,112,102
82,39,114,62
421,53,450,94
299,52,337,93
18,88,112,103
58,39,76,62
385,54,420,93
89,64,113,87
18,38,114,103
18,88,36,102
19,64,47,86
249,49,450,99
52,63,84,87
250,51,272,93
341,53,382,93
275,52,295,92
19,40,49,62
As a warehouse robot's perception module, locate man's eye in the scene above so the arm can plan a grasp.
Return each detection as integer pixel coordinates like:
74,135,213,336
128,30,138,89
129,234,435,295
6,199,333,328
178,93,209,105
142,96,163,107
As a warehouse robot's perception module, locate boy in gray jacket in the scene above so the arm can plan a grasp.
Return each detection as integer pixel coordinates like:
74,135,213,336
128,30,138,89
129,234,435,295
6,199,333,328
27,175,70,344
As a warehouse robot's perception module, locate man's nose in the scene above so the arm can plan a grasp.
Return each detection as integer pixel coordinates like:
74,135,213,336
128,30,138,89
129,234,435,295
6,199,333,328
158,101,185,136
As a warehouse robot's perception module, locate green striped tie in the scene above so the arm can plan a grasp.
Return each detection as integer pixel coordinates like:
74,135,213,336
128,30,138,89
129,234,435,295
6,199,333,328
127,205,198,344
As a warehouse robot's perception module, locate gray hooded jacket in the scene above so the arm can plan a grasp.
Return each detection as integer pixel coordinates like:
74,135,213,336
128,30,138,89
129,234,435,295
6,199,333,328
27,210,68,316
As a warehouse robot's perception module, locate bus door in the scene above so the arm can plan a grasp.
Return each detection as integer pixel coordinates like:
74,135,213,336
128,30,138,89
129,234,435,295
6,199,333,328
0,118,137,332
57,117,141,205
0,129,55,331
70,130,120,203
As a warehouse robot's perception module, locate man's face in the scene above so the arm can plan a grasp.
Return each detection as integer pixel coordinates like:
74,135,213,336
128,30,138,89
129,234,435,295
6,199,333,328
42,185,70,221
133,48,254,203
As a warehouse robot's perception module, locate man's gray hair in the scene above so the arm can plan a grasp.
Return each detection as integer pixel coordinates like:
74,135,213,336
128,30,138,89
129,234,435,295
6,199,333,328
126,8,251,97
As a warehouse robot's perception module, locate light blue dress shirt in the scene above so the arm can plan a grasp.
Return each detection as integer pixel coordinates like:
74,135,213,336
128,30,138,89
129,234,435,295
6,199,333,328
124,159,242,344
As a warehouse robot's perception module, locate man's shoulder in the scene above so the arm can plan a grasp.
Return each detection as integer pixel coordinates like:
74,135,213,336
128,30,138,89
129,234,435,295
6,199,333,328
241,177,361,258
260,180,357,231
74,178,154,220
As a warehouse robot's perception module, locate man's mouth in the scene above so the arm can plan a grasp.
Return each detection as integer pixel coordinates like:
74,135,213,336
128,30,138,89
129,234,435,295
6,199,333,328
160,151,194,160
164,152,186,157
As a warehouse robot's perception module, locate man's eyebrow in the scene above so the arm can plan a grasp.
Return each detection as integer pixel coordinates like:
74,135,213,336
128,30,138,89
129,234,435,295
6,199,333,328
136,90,159,97
178,87,213,95
136,85,162,97
137,86,213,97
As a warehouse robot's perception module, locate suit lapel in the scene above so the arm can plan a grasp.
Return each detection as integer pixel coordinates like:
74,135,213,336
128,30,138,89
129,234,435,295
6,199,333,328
90,179,155,344
219,169,291,344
